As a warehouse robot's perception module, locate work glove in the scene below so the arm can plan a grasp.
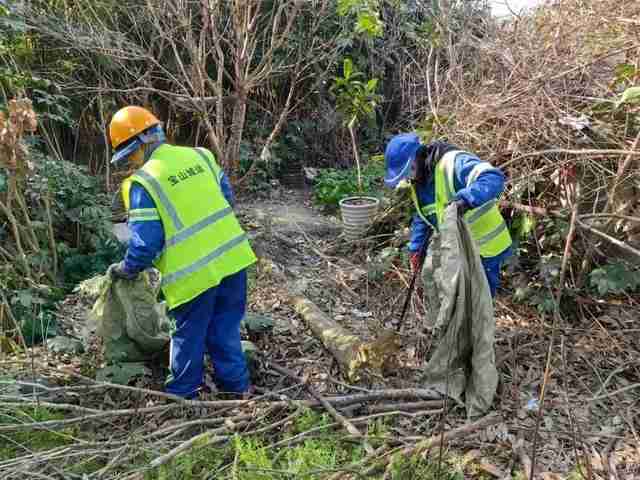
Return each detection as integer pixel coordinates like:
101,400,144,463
108,261,139,281
409,252,423,273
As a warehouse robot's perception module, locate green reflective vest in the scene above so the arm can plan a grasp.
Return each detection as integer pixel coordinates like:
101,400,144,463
411,150,512,258
128,144,257,310
122,176,133,211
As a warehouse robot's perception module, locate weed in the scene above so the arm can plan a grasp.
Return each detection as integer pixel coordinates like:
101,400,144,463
388,452,464,480
0,406,75,461
589,261,640,295
1,405,459,479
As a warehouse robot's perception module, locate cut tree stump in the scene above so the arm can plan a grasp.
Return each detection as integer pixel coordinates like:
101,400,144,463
289,295,401,380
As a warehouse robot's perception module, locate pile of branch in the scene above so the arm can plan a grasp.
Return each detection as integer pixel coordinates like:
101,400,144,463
421,0,640,274
0,367,461,478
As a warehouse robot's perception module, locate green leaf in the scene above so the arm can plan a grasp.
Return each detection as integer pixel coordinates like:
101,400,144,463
589,263,640,295
17,291,34,308
343,58,353,80
355,11,383,38
366,78,378,92
616,86,640,107
96,363,150,385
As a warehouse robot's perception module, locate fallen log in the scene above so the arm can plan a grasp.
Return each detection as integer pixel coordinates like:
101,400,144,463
289,295,403,380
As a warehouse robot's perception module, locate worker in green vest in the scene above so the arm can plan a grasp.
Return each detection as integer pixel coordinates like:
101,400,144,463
384,133,512,297
107,106,257,399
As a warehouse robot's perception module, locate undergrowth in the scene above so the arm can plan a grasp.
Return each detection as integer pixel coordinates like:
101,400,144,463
0,407,461,479
0,406,75,461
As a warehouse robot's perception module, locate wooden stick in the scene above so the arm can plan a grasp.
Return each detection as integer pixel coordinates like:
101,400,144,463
366,401,445,414
556,201,579,302
576,219,640,260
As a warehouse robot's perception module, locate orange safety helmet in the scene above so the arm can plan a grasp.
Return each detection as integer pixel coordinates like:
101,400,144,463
108,106,162,164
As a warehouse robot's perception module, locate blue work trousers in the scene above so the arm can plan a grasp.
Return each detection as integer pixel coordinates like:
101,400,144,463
165,270,250,398
480,247,512,298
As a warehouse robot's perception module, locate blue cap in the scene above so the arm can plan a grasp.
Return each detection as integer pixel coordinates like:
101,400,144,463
384,133,421,188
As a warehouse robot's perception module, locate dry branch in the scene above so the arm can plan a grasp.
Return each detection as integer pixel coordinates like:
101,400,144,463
506,202,640,261
366,401,445,414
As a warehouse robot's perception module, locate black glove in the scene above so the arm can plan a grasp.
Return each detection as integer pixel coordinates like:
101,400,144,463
450,198,470,216
108,261,138,281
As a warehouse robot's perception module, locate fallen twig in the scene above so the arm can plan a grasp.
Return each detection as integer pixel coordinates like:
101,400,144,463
268,361,376,455
366,400,445,414
587,383,640,402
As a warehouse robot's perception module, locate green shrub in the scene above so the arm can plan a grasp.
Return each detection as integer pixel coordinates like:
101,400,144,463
589,262,640,295
313,161,384,210
1,143,122,345
24,146,124,288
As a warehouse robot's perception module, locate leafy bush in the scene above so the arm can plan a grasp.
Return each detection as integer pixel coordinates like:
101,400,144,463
313,160,384,209
26,147,125,288
589,262,640,295
1,137,122,345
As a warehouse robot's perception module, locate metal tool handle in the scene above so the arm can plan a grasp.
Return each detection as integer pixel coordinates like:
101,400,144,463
396,237,428,332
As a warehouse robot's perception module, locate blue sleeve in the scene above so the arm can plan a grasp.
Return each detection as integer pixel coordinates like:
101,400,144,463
408,213,434,252
123,183,165,275
220,171,235,207
453,153,506,209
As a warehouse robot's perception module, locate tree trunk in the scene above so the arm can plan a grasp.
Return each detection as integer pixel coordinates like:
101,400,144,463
227,88,248,175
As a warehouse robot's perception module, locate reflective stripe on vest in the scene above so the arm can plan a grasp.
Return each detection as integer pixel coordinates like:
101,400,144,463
410,185,437,230
466,162,499,186
134,169,184,230
129,207,160,222
194,147,221,187
435,151,511,257
130,144,256,310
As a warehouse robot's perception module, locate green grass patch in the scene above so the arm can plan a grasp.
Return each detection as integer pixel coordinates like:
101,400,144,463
0,406,77,461
0,405,460,479
145,409,458,480
389,453,464,480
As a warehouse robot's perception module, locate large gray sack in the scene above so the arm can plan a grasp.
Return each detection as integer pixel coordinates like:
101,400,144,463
81,270,171,363
421,203,499,417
